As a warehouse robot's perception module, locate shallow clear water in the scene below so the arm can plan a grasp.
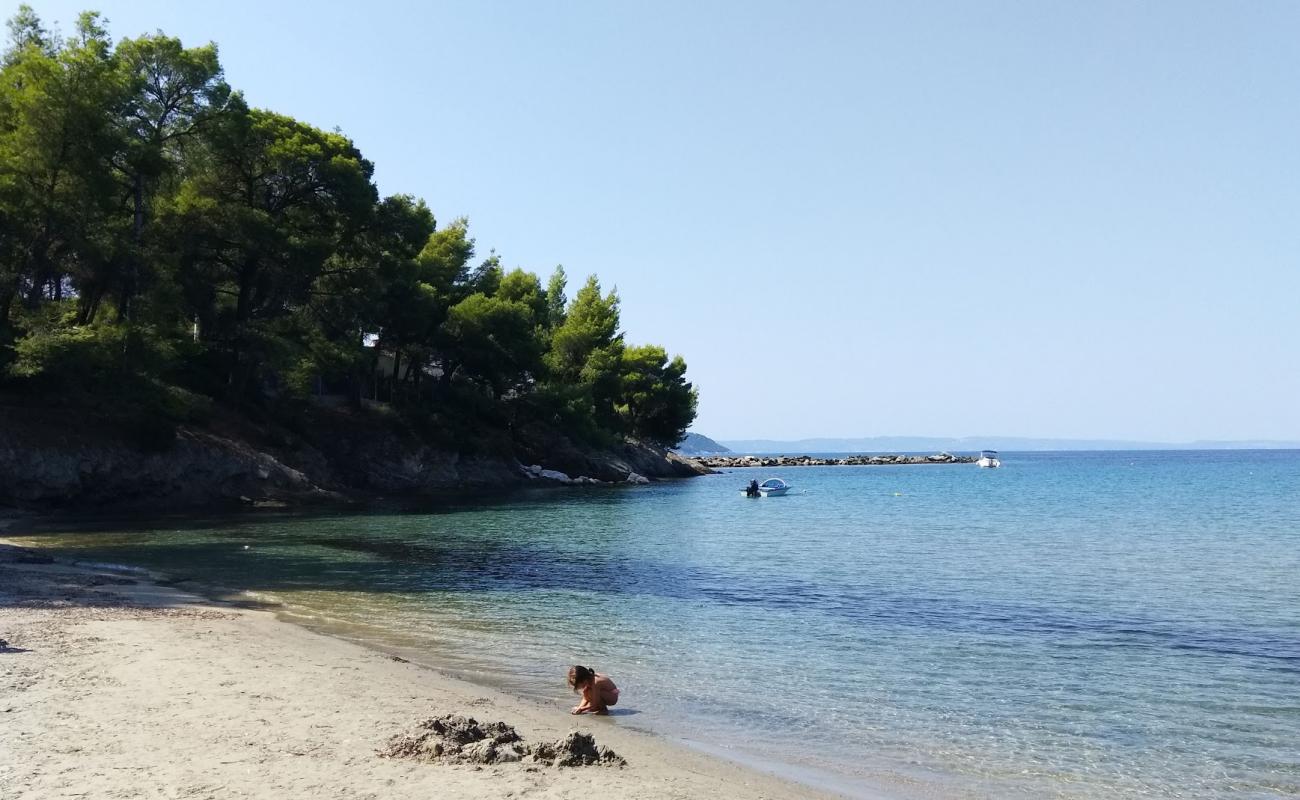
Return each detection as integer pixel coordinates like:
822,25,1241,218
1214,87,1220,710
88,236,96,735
14,451,1300,798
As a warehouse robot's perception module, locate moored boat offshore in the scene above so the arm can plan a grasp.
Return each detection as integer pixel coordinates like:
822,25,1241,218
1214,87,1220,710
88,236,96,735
740,477,793,497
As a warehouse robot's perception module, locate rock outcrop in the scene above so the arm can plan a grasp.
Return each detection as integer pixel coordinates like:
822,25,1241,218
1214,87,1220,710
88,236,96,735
513,421,710,484
0,407,341,509
519,466,662,486
0,404,707,511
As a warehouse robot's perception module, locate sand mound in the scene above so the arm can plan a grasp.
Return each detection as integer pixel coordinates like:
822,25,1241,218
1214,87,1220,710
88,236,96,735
381,714,625,768
380,715,527,764
531,731,626,767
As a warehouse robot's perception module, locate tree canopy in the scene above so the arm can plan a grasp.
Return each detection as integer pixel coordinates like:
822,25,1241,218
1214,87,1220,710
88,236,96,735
0,6,696,449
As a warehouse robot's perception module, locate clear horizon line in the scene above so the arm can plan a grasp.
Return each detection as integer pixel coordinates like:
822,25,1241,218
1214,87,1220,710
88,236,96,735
708,434,1300,446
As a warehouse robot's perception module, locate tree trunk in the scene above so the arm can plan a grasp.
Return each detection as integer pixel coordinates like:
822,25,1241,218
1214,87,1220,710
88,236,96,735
76,286,103,325
223,254,263,398
347,372,363,410
119,173,146,321
23,246,51,307
390,349,401,405
0,288,15,352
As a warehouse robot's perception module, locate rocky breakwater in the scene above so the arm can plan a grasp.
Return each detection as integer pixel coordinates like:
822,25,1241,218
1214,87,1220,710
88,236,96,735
692,452,975,469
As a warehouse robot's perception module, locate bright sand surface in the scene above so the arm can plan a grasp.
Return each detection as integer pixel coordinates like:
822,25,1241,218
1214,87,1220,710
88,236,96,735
0,540,850,800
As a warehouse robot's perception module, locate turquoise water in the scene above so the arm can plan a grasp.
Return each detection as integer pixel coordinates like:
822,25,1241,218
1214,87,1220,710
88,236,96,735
14,451,1300,798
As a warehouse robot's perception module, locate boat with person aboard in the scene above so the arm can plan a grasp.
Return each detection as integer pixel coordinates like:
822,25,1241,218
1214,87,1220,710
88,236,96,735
741,477,793,497
976,450,1001,468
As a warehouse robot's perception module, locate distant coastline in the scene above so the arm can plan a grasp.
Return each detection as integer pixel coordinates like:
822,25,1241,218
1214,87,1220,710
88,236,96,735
715,436,1300,453
673,432,732,456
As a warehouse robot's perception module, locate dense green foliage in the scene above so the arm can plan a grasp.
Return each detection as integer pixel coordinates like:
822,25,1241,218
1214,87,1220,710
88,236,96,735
0,7,696,449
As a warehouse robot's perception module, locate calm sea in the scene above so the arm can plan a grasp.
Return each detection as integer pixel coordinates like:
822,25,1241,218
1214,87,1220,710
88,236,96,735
13,451,1300,798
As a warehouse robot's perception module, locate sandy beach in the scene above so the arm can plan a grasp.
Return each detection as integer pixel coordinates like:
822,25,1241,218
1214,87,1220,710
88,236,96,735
0,540,847,800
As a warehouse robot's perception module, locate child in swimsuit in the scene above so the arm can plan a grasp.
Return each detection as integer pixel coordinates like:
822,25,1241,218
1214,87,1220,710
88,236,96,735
567,665,619,715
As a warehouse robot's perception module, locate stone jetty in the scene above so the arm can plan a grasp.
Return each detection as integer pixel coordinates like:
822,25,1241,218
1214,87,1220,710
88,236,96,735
690,453,975,469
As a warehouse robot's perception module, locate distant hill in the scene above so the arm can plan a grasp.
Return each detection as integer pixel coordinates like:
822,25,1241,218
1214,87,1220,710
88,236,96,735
718,436,1300,453
674,432,733,455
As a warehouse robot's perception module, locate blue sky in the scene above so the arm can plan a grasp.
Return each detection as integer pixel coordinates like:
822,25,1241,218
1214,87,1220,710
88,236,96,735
17,1,1300,441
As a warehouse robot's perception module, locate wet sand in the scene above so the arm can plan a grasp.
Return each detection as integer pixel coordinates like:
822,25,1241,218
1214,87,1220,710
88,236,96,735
0,540,847,800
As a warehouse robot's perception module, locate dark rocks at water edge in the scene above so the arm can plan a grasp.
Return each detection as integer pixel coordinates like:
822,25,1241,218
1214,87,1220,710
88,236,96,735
380,714,626,767
691,453,976,468
0,404,709,511
520,464,652,486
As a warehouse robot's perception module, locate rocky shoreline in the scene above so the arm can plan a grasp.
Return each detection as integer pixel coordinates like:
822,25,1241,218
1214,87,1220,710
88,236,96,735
0,403,707,512
690,452,975,468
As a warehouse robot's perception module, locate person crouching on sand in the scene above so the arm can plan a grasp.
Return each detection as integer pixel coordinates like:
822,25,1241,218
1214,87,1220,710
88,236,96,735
568,665,619,715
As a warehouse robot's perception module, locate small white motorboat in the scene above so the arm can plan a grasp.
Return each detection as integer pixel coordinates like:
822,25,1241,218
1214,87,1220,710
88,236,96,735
976,450,1001,468
741,477,793,497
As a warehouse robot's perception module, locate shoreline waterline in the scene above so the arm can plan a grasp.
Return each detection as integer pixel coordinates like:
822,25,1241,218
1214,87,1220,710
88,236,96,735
0,533,923,800
5,450,1299,799
268,596,950,800
0,538,853,800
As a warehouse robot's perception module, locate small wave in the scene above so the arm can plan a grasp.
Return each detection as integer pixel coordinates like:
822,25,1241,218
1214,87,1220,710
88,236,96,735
72,560,152,575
